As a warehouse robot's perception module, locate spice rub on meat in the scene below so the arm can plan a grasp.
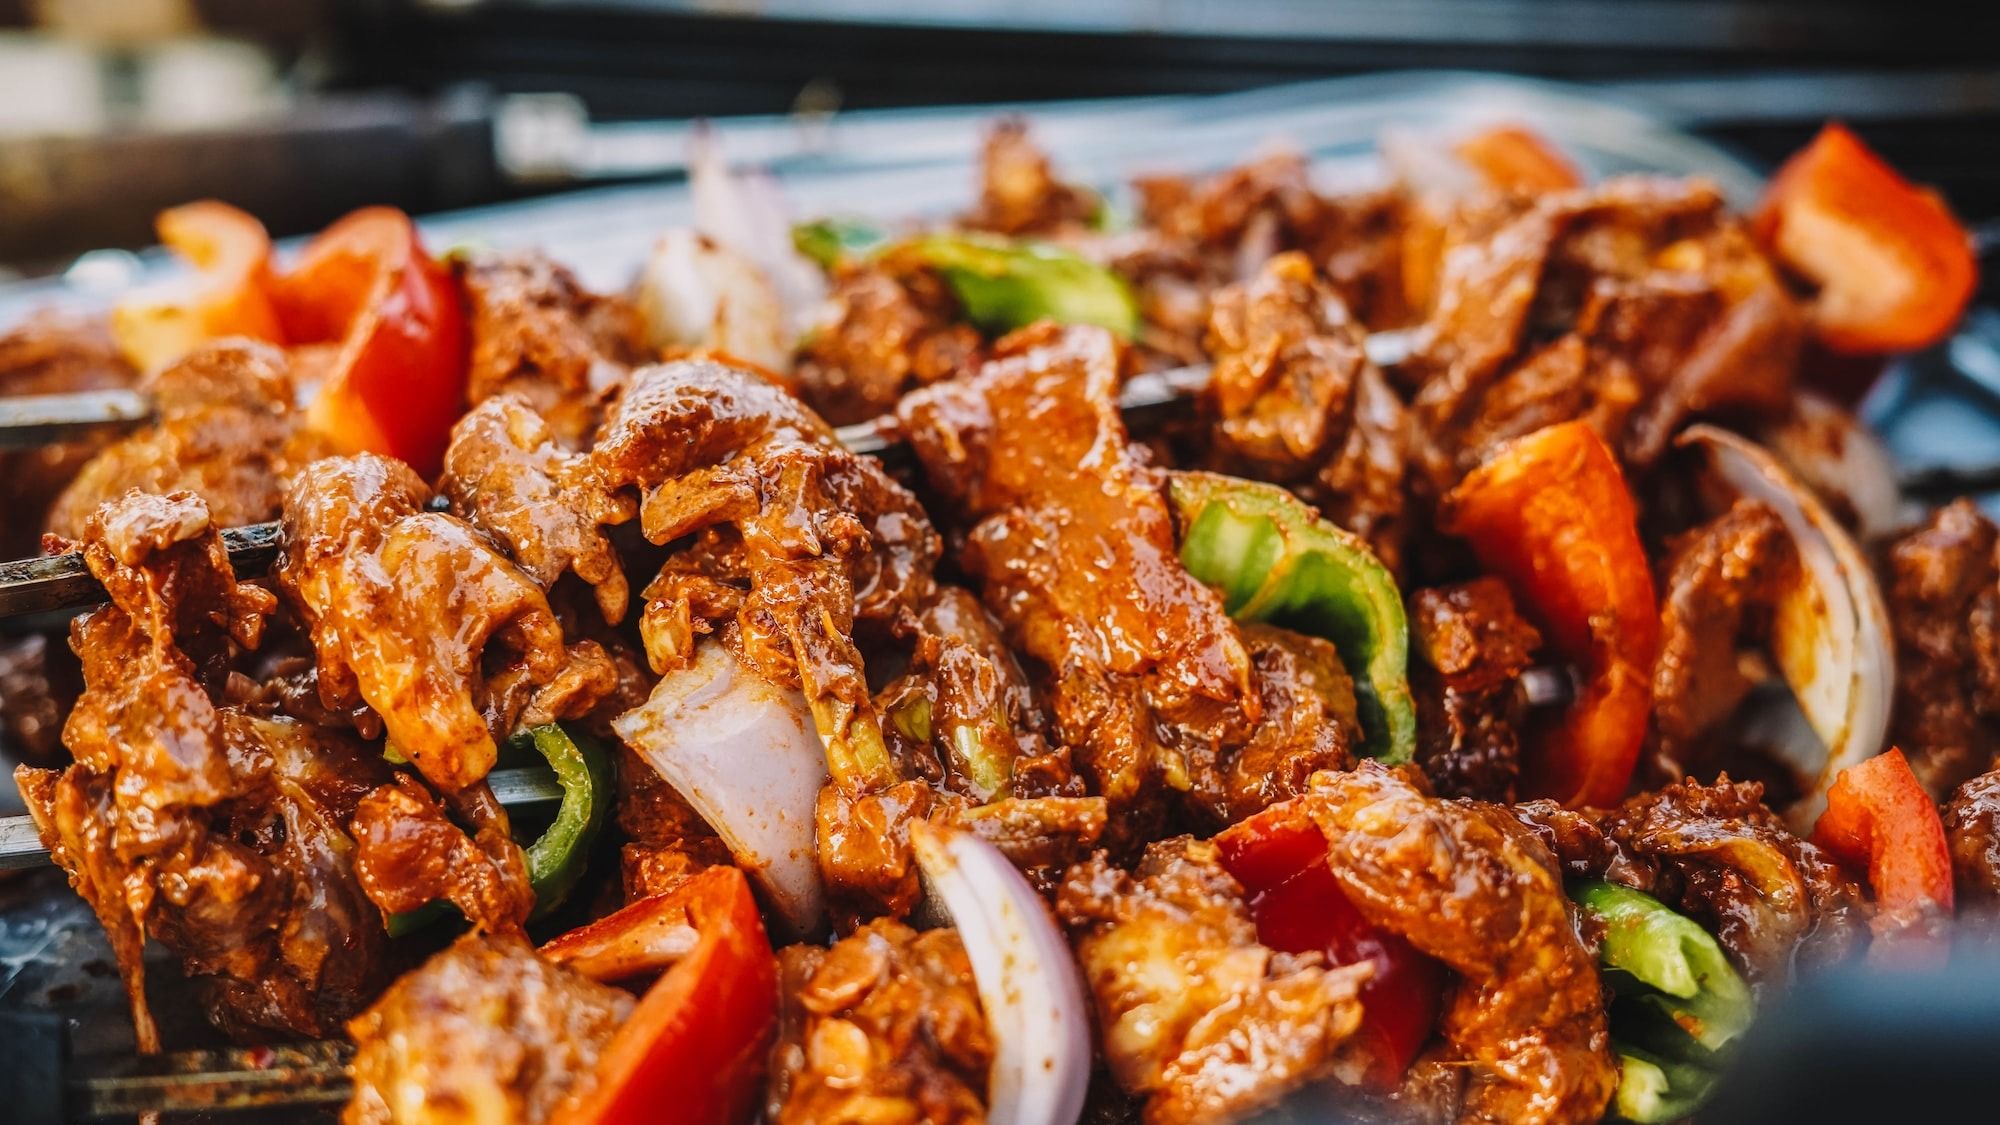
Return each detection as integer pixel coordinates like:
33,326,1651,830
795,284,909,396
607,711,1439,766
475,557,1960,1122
1408,578,1542,802
1058,837,1369,1124
345,933,634,1125
459,251,652,448
46,340,332,538
795,263,984,426
767,919,994,1124
1304,763,1617,1125
1402,178,1803,496
440,393,635,624
592,358,947,913
276,454,617,793
1882,499,2000,798
899,325,1355,841
17,491,390,1046
1202,252,1410,573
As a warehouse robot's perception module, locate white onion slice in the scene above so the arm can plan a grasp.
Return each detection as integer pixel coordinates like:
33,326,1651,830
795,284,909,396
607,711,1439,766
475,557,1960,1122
1758,391,1906,544
909,821,1090,1125
612,643,827,935
1681,425,1894,828
689,128,827,338
635,227,793,375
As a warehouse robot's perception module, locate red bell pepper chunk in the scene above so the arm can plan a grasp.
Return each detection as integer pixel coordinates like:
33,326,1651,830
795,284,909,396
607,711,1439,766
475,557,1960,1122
112,201,286,371
548,867,778,1125
1453,124,1584,194
274,207,470,476
1811,749,1955,930
1442,421,1660,809
1217,806,1446,1093
1753,122,1977,355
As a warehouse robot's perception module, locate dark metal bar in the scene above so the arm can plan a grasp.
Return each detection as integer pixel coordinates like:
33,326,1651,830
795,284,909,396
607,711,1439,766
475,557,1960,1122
0,765,565,871
0,390,154,449
70,1039,353,1119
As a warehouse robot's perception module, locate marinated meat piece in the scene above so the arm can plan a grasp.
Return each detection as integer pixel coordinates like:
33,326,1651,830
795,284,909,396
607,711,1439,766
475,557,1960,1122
1883,500,2000,798
1135,154,1411,327
877,585,1061,801
1542,777,1867,986
18,491,389,1045
767,919,994,1124
1057,837,1369,1124
345,933,634,1125
1944,770,2000,905
1193,624,1356,825
1203,252,1410,571
351,773,535,935
1409,578,1541,802
459,251,650,447
440,394,635,623
1648,500,1799,781
795,265,984,425
1303,763,1617,1125
964,119,1098,236
616,746,729,901
0,310,138,555
595,358,944,912
277,455,616,792
900,325,1305,842
46,340,332,537
1404,178,1802,494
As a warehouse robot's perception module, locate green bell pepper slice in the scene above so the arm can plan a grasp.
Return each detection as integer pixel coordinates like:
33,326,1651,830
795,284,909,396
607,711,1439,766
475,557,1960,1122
1572,879,1753,1123
1168,471,1416,763
1573,879,1754,1053
1613,1046,1721,1124
387,722,612,936
792,217,889,271
886,231,1139,339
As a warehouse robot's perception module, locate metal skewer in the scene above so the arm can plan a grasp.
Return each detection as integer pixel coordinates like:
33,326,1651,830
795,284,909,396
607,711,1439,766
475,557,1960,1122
0,359,1224,618
0,765,565,871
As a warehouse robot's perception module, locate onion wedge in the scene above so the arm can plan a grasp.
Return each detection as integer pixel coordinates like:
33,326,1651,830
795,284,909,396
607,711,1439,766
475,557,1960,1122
1757,391,1905,543
1679,425,1894,828
635,227,793,375
909,821,1090,1125
612,642,828,935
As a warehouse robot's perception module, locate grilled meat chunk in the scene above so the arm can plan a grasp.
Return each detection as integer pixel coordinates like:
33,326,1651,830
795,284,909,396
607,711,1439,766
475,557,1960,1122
900,325,1351,842
276,454,616,793
795,264,984,425
767,919,994,1124
1058,837,1368,1124
1202,252,1410,572
0,310,138,555
345,933,634,1125
459,251,651,447
18,491,389,1045
1883,500,2000,798
1305,763,1617,1125
1408,578,1541,802
46,340,331,538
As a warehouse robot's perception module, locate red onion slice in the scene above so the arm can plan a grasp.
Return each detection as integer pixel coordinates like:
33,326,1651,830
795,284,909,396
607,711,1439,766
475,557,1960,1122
909,821,1090,1125
612,643,827,935
1681,425,1894,828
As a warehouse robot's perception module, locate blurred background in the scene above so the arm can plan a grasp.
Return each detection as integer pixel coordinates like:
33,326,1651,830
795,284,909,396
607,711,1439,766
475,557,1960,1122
1,0,1996,278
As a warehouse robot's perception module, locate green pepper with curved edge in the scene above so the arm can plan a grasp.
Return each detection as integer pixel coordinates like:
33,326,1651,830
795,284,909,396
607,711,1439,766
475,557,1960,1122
1167,470,1416,763
1572,879,1754,1123
386,722,612,936
793,217,889,271
1613,1046,1720,1124
885,231,1140,339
